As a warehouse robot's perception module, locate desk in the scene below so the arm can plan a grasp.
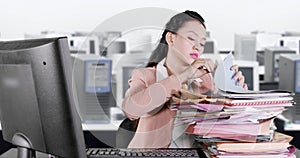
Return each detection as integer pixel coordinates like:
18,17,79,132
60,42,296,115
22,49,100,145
82,121,121,131
83,121,121,148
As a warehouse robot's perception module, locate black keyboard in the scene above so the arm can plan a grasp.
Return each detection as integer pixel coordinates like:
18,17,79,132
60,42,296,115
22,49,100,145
86,148,202,158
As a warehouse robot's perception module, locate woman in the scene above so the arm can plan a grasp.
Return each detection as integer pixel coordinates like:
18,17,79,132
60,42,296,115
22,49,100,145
122,10,247,148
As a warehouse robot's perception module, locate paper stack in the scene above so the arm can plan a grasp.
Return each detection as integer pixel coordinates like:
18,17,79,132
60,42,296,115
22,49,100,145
170,52,296,157
171,88,296,158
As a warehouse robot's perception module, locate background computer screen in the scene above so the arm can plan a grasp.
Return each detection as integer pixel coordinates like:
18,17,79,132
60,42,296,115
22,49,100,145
238,67,254,90
0,37,86,158
233,60,259,91
85,59,112,93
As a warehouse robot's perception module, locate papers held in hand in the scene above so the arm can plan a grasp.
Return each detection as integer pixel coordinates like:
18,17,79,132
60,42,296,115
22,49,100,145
214,52,246,93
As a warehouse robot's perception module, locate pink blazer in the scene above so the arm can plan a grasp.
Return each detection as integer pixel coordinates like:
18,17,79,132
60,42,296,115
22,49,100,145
122,66,182,148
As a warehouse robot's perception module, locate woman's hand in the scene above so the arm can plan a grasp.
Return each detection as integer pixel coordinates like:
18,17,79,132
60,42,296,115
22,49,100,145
190,73,215,93
231,64,248,90
177,58,216,83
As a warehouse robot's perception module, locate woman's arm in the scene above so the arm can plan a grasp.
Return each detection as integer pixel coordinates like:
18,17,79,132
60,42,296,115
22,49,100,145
122,68,181,120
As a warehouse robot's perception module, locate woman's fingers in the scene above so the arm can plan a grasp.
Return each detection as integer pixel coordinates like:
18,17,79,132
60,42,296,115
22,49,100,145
238,75,245,86
231,64,238,72
192,58,216,74
231,66,248,90
233,71,245,86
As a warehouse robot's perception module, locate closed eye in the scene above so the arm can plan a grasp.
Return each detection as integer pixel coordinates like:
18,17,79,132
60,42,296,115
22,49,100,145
187,37,195,41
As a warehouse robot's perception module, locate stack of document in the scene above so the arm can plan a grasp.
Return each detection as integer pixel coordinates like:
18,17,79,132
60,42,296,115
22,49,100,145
170,53,296,157
171,89,296,157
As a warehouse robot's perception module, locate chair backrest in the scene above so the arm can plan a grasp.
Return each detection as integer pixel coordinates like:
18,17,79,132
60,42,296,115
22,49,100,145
115,118,139,148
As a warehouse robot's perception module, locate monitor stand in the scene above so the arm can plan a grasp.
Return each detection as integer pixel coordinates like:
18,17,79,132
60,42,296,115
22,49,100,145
12,133,36,158
17,147,36,158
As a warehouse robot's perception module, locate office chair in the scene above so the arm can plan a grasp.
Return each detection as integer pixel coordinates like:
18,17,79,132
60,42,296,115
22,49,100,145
115,118,139,148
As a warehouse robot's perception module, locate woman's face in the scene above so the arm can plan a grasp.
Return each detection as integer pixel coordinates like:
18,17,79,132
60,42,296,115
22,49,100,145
171,20,206,64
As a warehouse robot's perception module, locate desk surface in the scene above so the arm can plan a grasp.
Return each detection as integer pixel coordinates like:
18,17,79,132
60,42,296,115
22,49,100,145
82,121,121,131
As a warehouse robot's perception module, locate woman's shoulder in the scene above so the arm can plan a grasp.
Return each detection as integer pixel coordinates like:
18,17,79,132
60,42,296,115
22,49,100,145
131,66,157,82
132,66,157,74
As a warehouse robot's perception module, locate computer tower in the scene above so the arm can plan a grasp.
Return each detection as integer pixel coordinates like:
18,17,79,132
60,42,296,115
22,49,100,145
72,54,115,123
264,46,296,82
279,54,300,124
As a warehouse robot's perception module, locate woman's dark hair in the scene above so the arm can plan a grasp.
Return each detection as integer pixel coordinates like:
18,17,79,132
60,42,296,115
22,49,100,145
146,10,206,67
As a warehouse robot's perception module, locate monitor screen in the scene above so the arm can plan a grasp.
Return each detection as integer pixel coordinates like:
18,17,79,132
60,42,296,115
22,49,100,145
85,59,112,93
238,67,254,90
0,37,86,158
233,60,259,91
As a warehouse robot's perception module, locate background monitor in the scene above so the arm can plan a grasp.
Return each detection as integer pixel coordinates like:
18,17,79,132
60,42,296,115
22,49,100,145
106,40,126,58
278,36,300,54
233,60,259,91
0,37,86,158
72,54,115,123
203,39,216,54
234,34,257,61
264,46,296,82
279,54,300,124
69,35,100,55
279,54,300,93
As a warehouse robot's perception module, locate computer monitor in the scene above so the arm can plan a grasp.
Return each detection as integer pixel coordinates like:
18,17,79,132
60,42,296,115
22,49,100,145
106,40,126,58
233,60,259,91
279,54,300,123
0,37,87,158
203,39,216,54
255,32,282,51
72,54,115,123
69,35,100,55
264,46,296,82
278,36,300,54
234,34,257,61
